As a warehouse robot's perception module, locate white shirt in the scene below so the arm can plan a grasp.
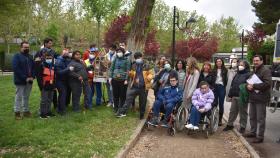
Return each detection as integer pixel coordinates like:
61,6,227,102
215,69,223,85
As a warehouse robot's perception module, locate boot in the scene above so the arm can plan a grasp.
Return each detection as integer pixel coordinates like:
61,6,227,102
23,111,32,118
223,125,234,131
218,114,223,126
15,112,22,120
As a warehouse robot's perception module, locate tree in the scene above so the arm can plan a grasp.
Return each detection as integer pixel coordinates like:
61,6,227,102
170,32,218,61
127,0,156,55
83,0,122,47
245,28,266,62
210,16,240,52
104,14,160,56
251,0,280,35
144,29,160,56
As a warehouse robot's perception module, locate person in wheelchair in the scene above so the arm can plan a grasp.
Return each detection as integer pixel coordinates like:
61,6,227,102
185,81,214,130
148,75,183,127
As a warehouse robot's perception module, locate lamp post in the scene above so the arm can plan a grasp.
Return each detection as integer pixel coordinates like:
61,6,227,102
171,6,196,67
240,29,244,59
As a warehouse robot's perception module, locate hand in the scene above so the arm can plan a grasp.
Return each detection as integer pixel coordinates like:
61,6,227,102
198,108,205,113
159,79,163,84
135,78,139,84
124,80,128,85
109,78,112,84
69,66,74,71
247,84,253,91
78,76,83,81
35,57,41,62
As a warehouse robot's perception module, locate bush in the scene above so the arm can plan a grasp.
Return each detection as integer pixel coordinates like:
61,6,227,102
3,53,13,71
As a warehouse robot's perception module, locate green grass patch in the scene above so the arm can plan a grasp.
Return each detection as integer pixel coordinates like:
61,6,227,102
0,76,139,158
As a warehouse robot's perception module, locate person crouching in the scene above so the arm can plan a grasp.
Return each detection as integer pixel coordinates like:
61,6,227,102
185,81,214,130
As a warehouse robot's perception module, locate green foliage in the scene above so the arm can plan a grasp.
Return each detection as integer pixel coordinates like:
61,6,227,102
246,49,254,64
259,40,275,55
251,0,280,35
0,76,139,158
210,16,241,52
45,23,59,43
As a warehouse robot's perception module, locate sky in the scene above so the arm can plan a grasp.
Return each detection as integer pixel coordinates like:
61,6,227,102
163,0,259,31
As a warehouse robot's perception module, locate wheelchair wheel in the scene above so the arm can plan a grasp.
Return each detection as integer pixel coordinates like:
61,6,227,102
210,106,219,134
175,105,188,131
168,127,176,136
205,129,209,138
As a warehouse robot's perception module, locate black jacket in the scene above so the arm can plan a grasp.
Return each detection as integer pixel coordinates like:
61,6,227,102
271,63,280,77
228,70,251,97
197,72,215,90
248,64,272,103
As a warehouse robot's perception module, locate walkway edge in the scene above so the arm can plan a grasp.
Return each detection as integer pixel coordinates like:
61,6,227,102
223,116,260,158
115,119,146,158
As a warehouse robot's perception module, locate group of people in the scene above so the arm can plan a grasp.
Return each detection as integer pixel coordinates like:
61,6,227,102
12,38,272,143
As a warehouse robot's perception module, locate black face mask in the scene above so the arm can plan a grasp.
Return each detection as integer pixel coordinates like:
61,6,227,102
23,49,29,54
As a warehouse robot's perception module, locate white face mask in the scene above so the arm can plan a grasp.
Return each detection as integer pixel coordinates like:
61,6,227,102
46,59,52,64
89,54,95,59
117,52,123,58
231,62,237,68
238,65,245,71
164,64,171,70
135,58,143,64
68,53,72,58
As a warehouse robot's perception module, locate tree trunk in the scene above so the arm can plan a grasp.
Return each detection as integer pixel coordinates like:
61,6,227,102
97,19,101,48
127,0,155,55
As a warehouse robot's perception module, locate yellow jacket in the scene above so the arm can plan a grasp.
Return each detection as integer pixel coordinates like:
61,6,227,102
129,63,154,90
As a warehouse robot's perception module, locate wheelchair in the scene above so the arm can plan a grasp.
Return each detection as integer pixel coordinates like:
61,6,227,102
185,105,219,138
145,101,187,136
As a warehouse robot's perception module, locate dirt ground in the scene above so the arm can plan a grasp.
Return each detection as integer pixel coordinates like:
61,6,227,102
126,91,251,158
126,126,250,158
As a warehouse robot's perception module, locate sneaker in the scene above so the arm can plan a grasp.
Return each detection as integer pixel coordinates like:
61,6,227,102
23,111,32,117
193,126,199,130
148,117,159,126
185,124,194,129
116,113,126,118
15,112,22,120
223,125,234,131
106,103,112,107
46,113,56,117
243,133,256,138
239,127,245,134
160,119,169,128
40,114,48,119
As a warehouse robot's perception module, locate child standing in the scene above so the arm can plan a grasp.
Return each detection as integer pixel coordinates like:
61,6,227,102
185,81,214,130
39,51,56,118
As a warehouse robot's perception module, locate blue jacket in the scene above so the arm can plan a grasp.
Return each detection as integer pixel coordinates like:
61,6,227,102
157,85,183,105
12,52,35,85
55,56,71,83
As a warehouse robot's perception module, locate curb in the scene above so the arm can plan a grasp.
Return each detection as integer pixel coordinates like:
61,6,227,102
115,92,154,158
115,119,146,158
223,116,260,158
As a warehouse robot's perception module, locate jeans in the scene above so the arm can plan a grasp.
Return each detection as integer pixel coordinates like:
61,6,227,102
214,84,226,120
106,80,113,104
153,100,176,120
89,82,102,106
40,89,54,115
14,84,32,112
56,81,68,114
249,102,267,139
189,106,201,126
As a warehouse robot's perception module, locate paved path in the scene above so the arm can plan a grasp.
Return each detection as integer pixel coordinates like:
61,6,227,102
126,92,250,158
224,101,280,158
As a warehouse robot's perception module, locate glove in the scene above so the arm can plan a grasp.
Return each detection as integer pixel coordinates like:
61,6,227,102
69,66,74,71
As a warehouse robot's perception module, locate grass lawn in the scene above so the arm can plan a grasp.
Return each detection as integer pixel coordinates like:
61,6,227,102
0,76,139,158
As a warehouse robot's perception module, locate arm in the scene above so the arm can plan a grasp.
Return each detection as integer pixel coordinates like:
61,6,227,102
56,60,69,75
187,70,200,98
109,59,116,78
253,69,272,91
12,55,27,81
191,90,200,109
204,91,214,111
125,59,131,80
146,69,154,82
167,88,183,104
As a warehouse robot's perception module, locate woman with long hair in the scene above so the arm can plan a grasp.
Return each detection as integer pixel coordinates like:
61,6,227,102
225,58,238,102
182,57,200,108
213,58,228,126
175,59,186,89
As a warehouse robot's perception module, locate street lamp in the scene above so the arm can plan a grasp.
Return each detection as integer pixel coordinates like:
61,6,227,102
172,6,196,67
240,29,245,60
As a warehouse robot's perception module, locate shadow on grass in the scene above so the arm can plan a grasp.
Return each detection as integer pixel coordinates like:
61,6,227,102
0,76,139,158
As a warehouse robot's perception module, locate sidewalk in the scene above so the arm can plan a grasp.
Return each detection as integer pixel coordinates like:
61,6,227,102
126,92,250,158
223,101,280,158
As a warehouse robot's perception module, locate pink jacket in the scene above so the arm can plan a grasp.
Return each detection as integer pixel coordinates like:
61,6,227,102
191,88,214,111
